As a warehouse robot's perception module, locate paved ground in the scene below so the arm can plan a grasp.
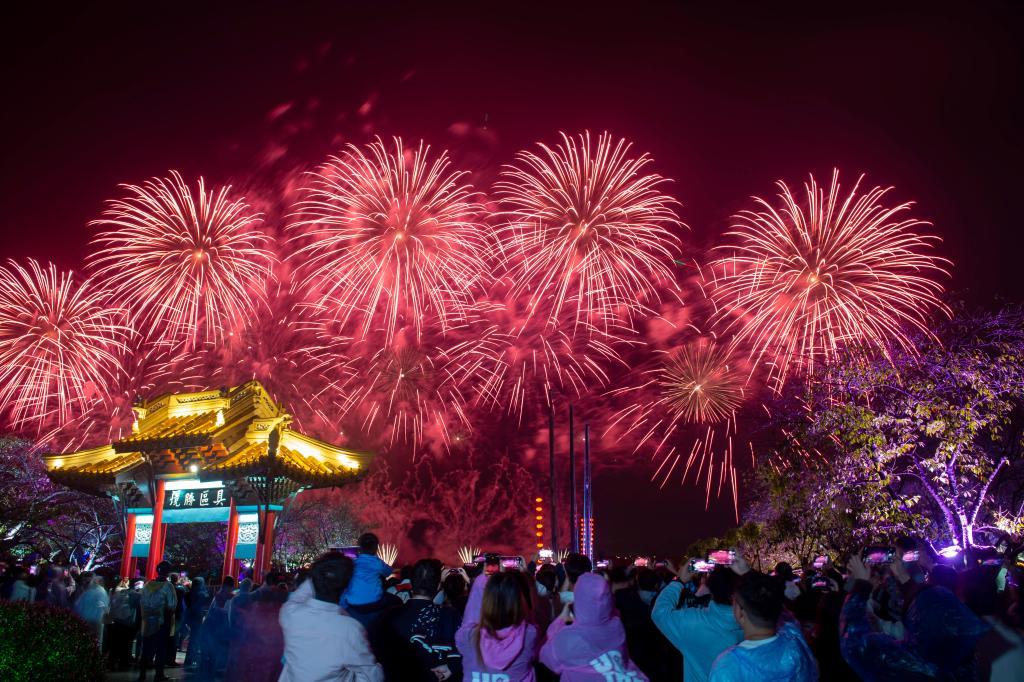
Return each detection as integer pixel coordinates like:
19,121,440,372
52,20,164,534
106,651,193,681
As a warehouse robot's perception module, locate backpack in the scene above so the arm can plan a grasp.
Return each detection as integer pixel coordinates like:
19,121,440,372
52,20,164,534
140,581,172,635
110,590,137,626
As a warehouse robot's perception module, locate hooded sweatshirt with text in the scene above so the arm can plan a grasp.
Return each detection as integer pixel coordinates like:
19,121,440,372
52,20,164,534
539,573,648,681
455,574,539,682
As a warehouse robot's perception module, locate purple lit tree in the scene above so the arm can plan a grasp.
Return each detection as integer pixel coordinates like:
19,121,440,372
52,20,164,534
796,307,1024,550
0,436,121,568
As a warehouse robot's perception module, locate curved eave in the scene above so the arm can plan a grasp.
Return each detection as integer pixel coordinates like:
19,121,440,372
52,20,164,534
205,454,366,489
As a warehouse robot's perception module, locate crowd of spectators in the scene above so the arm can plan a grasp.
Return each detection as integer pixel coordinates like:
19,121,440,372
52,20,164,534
2,532,1023,681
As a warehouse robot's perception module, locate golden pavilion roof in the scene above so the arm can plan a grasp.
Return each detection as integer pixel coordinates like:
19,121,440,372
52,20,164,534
44,381,371,495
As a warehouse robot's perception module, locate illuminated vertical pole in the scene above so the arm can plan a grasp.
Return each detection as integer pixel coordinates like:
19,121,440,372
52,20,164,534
582,423,593,561
548,405,558,553
534,497,545,551
568,405,577,553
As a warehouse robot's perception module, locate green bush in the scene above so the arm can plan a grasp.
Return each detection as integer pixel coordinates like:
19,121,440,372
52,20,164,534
0,601,103,681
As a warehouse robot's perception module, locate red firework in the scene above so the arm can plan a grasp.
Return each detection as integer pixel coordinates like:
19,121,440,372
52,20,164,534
332,328,469,452
444,298,624,424
495,131,682,334
610,339,748,518
207,291,356,440
88,171,275,348
707,170,949,389
289,137,489,343
78,341,205,446
0,259,128,436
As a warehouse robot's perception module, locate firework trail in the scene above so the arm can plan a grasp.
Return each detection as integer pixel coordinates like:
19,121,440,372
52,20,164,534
66,341,207,448
330,326,470,452
289,137,489,343
88,171,275,348
444,302,623,424
458,545,481,564
0,259,128,437
205,290,357,439
707,170,949,390
495,131,682,335
610,338,748,519
377,543,399,565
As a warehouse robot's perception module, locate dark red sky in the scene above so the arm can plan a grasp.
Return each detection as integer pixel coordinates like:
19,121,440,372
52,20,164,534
3,1,1022,555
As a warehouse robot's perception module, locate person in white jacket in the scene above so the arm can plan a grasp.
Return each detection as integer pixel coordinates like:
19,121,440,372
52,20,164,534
73,575,111,648
278,551,384,682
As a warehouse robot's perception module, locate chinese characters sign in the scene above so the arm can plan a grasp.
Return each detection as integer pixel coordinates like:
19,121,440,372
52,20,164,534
164,487,228,510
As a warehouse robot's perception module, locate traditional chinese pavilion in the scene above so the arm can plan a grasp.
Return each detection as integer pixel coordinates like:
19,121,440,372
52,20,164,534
43,381,372,582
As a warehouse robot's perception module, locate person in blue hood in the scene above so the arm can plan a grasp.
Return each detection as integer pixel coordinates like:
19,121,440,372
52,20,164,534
709,568,818,681
839,553,990,681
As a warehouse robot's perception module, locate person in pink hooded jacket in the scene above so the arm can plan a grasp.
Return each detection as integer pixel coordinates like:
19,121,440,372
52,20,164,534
456,571,540,682
539,572,649,681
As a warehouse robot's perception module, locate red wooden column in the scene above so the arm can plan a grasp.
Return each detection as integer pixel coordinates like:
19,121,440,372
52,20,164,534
222,499,239,580
156,522,169,564
120,513,137,579
145,480,166,580
253,510,276,583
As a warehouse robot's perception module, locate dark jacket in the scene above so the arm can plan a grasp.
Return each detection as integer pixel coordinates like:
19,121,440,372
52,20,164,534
390,597,464,681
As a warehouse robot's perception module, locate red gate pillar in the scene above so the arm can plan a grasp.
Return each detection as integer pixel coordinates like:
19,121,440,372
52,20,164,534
222,499,239,580
145,480,166,580
253,510,276,583
120,513,137,580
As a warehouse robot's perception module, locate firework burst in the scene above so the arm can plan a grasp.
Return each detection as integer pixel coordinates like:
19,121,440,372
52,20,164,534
446,317,622,424
496,131,682,334
0,259,128,436
88,171,275,348
658,340,745,424
206,292,356,439
610,339,748,518
707,170,949,389
289,137,489,342
333,328,469,452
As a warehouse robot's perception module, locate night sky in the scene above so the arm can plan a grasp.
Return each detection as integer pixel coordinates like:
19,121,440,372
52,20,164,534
3,1,1023,555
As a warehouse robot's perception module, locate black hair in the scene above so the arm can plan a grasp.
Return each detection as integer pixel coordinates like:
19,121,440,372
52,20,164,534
310,551,354,603
959,566,999,617
609,566,629,584
930,564,958,592
535,564,559,593
411,559,443,596
736,571,784,628
156,561,172,577
443,573,467,600
564,553,592,585
635,567,659,592
221,575,236,590
263,570,284,587
774,562,795,582
707,566,737,606
358,532,379,554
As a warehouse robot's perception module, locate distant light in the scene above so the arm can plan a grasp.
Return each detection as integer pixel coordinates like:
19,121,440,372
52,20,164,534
52,458,64,469
938,544,962,559
189,464,198,473
535,497,543,503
